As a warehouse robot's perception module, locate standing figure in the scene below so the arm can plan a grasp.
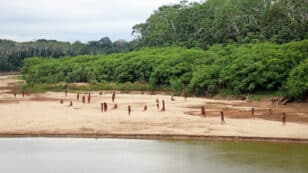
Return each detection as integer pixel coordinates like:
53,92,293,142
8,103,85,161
251,107,255,117
128,105,131,115
269,108,272,118
112,90,116,102
77,93,80,100
113,104,118,109
282,112,286,125
65,89,68,96
101,103,104,112
13,92,16,98
201,106,206,117
22,91,25,97
88,93,91,103
156,98,159,109
104,102,108,112
82,96,86,104
161,100,166,111
143,105,147,111
69,101,73,107
221,111,225,124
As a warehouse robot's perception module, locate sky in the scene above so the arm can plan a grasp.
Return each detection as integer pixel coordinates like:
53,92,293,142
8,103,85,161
0,0,198,43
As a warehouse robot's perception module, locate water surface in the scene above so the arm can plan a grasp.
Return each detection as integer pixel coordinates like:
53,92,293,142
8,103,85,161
0,138,307,173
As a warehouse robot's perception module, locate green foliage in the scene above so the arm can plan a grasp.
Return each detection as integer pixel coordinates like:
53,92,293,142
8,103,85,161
285,59,308,100
133,0,307,48
189,65,219,96
21,40,308,100
0,37,133,72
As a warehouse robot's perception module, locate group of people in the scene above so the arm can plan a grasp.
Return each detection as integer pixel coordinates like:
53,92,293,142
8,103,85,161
60,90,288,125
199,106,286,125
12,91,30,98
61,90,167,115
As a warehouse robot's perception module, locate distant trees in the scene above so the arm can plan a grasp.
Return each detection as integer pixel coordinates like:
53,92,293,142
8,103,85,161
21,40,308,100
133,0,307,48
0,37,133,72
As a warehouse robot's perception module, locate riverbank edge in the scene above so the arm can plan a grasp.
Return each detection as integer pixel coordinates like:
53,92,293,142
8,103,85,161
0,133,307,144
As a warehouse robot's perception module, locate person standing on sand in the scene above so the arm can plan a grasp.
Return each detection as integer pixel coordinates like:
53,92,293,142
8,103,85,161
269,108,272,118
128,105,131,115
143,105,147,111
251,107,255,117
112,90,116,102
65,89,68,96
201,106,206,117
156,98,159,109
161,100,166,111
82,96,86,104
22,91,25,97
104,102,108,112
221,111,225,124
101,103,104,112
77,93,80,100
282,112,286,125
88,93,91,103
13,92,16,98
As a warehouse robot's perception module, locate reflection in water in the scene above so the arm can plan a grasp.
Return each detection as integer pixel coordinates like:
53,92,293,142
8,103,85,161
0,138,307,173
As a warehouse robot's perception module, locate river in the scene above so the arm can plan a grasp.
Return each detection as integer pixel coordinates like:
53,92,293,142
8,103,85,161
0,138,307,173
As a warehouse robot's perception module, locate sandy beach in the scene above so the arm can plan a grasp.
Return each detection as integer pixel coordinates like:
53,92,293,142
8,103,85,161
1,75,308,142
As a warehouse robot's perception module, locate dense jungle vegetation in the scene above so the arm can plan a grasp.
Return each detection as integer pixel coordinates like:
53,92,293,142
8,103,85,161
21,40,307,100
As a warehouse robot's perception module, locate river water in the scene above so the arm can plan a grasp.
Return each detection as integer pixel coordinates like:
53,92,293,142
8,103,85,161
0,138,307,173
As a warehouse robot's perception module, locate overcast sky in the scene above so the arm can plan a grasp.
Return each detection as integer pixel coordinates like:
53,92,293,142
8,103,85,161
0,0,198,42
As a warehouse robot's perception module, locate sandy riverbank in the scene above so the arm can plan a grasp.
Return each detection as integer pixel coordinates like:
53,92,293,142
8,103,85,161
1,75,308,143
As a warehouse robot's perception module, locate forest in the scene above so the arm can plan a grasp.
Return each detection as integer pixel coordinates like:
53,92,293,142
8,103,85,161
21,40,307,100
1,0,307,72
1,0,308,100
0,37,133,72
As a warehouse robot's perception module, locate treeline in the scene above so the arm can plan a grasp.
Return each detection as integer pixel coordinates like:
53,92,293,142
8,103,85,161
0,37,134,72
133,0,307,48
2,0,307,72
21,40,308,100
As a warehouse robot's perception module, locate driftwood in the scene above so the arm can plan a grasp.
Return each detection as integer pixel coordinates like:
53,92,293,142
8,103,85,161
113,104,118,109
271,96,289,106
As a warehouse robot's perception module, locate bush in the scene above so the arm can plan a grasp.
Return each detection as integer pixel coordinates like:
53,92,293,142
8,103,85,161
285,59,308,100
20,40,308,100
